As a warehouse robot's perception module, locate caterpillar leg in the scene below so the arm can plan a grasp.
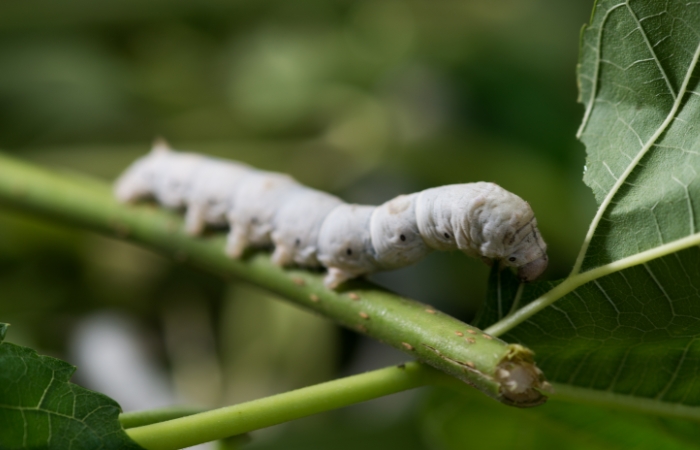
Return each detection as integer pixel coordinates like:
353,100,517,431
225,224,250,258
271,244,294,267
323,267,356,290
184,205,207,236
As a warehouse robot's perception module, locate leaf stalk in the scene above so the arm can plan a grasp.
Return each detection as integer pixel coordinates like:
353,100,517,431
486,230,700,336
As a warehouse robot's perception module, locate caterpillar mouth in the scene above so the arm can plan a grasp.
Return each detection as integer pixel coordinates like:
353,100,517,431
517,256,548,282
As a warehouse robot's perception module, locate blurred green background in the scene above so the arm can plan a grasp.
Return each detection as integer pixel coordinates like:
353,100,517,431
0,1,616,449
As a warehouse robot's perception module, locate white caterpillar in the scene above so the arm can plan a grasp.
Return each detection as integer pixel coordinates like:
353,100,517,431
115,141,548,288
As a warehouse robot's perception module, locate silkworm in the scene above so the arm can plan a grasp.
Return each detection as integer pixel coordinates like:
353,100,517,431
114,141,548,289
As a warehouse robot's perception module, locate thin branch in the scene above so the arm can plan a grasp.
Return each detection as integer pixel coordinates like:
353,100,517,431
120,407,206,429
0,153,547,408
126,362,458,450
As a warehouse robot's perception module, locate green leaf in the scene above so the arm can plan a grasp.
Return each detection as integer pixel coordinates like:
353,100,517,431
577,0,700,271
488,261,700,412
481,0,700,418
422,387,700,450
0,323,145,450
473,266,553,331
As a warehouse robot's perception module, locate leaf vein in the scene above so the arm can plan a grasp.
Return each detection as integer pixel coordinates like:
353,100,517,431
572,34,700,275
642,262,676,316
656,338,697,400
593,280,621,314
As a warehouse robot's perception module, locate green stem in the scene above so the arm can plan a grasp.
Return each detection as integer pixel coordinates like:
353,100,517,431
0,153,547,406
127,362,446,450
485,230,700,337
120,406,206,429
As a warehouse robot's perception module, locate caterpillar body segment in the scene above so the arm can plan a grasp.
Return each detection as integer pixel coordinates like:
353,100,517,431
317,204,377,289
271,187,344,268
183,159,254,236
369,194,432,270
114,142,548,289
224,171,300,258
415,183,548,281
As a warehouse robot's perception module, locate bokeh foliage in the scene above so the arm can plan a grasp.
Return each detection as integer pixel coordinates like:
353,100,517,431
11,0,691,449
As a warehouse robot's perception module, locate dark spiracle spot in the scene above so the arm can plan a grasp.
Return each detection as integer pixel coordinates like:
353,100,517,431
444,233,450,239
508,257,516,262
295,238,301,247
251,217,259,224
346,248,353,256
400,234,406,241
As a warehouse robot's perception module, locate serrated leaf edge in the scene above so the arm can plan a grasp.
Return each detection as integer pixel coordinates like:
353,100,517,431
576,0,620,138
572,8,700,275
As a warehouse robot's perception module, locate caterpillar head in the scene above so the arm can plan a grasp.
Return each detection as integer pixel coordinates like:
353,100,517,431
475,186,548,282
501,220,548,282
516,256,548,282
415,183,548,282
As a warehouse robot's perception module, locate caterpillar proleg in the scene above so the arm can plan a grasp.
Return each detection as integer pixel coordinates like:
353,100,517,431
114,141,548,288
